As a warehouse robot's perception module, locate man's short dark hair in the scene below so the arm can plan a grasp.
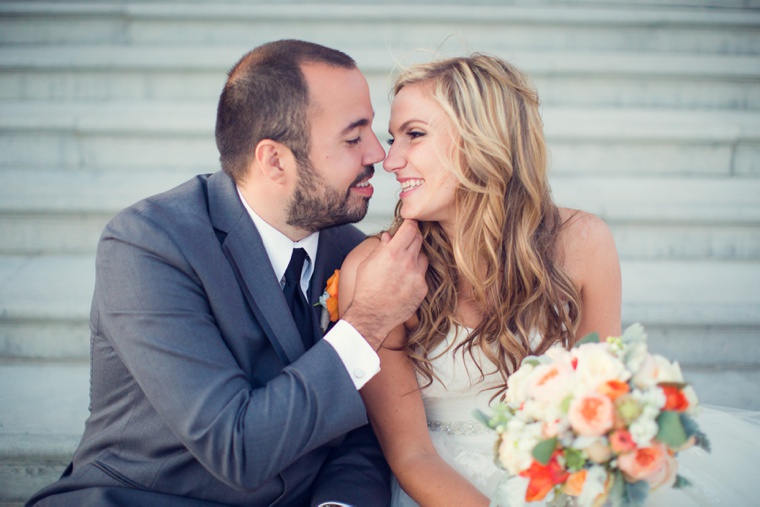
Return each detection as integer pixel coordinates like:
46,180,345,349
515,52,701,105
215,39,356,183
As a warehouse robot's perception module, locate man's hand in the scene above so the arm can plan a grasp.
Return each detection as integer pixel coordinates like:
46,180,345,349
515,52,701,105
342,220,428,350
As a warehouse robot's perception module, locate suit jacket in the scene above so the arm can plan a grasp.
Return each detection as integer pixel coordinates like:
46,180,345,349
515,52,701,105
27,171,390,506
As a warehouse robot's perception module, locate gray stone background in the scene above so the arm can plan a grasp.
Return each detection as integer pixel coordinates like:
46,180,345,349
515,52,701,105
1,0,759,503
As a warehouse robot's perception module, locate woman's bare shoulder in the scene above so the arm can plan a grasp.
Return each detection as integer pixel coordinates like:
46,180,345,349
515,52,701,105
557,208,617,276
559,208,614,249
341,235,382,274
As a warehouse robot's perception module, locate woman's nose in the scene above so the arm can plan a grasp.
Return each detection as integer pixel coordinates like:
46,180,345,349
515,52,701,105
383,144,405,173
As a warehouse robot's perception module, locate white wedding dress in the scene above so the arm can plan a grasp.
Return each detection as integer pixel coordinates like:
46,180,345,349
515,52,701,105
390,326,760,506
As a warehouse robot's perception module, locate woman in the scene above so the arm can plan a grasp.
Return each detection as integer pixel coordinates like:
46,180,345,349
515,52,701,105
339,54,758,506
339,53,619,505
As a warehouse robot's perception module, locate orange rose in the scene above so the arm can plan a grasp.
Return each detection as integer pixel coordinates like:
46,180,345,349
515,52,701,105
661,385,689,412
324,270,339,322
598,379,630,401
563,470,587,496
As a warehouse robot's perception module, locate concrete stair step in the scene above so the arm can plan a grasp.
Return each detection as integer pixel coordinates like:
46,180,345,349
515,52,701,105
0,362,88,505
1,3,758,54
5,169,759,259
2,46,758,110
1,254,758,360
2,103,759,176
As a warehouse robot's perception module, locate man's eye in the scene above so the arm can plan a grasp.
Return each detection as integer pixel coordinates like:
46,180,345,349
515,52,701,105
347,137,361,145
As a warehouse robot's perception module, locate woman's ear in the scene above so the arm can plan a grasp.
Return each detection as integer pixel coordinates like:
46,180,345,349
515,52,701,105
254,139,296,184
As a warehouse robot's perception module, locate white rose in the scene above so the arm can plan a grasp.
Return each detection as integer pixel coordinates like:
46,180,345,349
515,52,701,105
505,362,536,406
574,343,630,391
632,353,658,390
653,355,684,383
498,423,542,474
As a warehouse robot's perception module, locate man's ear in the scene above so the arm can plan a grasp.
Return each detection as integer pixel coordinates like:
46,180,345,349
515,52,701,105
254,139,296,184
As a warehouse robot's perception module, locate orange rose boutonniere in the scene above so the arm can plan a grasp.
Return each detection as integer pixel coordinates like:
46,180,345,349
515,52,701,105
316,270,340,332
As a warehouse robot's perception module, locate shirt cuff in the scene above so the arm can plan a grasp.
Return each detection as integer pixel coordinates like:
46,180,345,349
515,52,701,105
323,319,380,390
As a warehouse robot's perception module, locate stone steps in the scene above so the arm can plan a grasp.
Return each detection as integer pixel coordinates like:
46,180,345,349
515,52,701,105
2,103,759,175
2,2,758,55
1,254,757,361
2,47,758,110
1,169,758,258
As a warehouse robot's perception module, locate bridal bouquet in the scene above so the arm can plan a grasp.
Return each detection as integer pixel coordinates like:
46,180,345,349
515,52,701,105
476,324,709,507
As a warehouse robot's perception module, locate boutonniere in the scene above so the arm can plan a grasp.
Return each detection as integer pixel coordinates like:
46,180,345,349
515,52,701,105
315,269,340,333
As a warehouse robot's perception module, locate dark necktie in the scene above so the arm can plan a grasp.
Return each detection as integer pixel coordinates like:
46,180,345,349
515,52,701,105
283,248,314,349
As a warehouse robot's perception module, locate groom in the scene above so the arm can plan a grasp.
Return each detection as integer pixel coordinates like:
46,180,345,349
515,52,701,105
27,40,428,506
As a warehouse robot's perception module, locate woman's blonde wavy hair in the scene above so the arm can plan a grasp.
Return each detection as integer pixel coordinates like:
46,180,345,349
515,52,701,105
389,54,582,399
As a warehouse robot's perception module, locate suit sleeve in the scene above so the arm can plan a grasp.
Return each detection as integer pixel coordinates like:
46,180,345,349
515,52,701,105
94,209,369,491
311,423,391,507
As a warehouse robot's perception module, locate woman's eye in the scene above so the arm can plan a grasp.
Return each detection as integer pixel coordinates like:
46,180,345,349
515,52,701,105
387,138,395,146
408,131,425,139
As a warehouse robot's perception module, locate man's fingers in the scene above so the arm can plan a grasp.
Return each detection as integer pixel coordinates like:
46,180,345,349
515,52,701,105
416,251,429,273
389,220,420,250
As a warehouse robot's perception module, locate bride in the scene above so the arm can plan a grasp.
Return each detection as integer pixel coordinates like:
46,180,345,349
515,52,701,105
339,54,760,506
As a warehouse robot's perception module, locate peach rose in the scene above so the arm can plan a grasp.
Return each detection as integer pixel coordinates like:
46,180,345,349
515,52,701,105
618,441,668,482
568,392,615,437
647,449,678,490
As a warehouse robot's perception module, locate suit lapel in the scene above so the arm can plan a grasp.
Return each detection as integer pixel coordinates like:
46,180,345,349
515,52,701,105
309,230,343,341
207,171,305,365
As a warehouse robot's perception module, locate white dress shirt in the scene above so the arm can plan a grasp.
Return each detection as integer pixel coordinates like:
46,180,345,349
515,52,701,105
237,188,380,390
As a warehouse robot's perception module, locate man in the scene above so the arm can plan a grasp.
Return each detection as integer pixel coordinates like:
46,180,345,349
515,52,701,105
27,40,427,506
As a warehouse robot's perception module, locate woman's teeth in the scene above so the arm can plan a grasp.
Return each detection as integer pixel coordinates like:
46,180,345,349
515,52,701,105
401,179,424,192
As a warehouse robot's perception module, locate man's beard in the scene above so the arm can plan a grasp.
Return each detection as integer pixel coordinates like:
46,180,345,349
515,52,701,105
286,159,374,232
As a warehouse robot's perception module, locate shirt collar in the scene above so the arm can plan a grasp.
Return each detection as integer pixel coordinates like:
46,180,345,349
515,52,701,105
236,187,319,292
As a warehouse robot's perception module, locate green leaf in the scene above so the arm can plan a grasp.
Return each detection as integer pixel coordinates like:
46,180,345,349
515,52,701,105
656,410,688,449
473,409,491,428
608,472,625,507
674,474,693,489
523,358,541,367
532,437,557,465
574,331,599,348
621,323,648,345
563,447,585,471
624,480,649,507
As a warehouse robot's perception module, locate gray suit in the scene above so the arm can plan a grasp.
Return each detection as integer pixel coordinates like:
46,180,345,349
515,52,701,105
27,171,390,506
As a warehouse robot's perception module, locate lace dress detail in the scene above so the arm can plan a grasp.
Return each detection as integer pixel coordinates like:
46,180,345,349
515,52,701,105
390,327,760,507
